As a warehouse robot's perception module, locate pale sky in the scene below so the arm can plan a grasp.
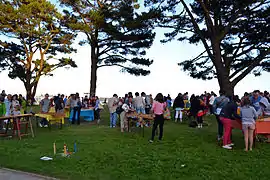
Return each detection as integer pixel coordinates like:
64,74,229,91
0,2,269,98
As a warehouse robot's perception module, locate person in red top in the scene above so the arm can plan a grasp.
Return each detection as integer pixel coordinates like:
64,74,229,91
149,93,166,143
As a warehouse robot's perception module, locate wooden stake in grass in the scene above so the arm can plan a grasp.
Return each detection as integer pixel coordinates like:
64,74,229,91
53,142,56,155
64,143,67,155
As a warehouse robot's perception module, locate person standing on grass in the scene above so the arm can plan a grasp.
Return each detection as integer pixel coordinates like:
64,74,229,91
143,93,152,114
0,96,6,129
108,94,119,128
173,93,185,123
241,98,258,151
94,96,101,124
149,93,166,143
250,90,263,116
120,97,134,132
209,92,217,114
189,96,204,128
219,96,241,150
40,93,51,127
70,93,82,125
134,92,146,114
212,90,230,141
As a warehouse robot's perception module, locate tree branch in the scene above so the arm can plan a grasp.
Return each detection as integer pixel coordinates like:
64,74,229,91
196,0,215,33
180,0,214,60
97,63,125,69
232,35,245,59
232,48,270,86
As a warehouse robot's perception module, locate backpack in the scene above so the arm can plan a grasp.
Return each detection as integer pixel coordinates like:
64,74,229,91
116,106,124,114
189,120,198,128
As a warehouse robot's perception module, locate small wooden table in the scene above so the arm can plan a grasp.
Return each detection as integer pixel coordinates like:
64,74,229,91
0,114,34,140
35,113,65,129
126,113,154,137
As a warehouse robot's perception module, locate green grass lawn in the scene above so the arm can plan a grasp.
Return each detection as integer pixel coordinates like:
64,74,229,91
1,108,270,180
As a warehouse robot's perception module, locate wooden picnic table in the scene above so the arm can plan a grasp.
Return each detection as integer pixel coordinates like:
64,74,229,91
0,114,34,140
126,112,154,137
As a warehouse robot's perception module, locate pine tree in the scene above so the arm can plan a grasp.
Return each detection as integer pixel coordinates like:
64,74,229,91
60,0,157,96
0,0,77,101
146,0,270,95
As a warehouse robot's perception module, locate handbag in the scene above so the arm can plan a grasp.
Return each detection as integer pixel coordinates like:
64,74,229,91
163,108,171,120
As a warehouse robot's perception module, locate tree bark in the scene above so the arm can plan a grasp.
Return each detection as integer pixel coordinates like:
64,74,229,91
90,45,98,97
25,69,32,103
25,84,32,103
24,83,39,105
210,38,234,97
217,75,234,97
24,71,39,105
31,82,38,103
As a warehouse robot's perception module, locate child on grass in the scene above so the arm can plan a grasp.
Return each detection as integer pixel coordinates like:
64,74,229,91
12,105,22,135
241,98,258,151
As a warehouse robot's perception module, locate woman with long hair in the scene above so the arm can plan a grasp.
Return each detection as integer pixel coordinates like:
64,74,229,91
149,93,166,143
241,98,257,151
173,93,185,122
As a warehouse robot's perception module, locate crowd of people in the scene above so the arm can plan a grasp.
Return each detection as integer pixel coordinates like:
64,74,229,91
1,89,270,151
106,90,270,149
0,90,27,129
0,91,102,128
212,90,270,151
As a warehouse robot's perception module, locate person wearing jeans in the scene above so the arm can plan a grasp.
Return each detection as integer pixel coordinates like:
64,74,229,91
219,96,241,150
134,92,146,114
72,106,81,125
108,94,118,128
110,112,117,128
40,94,50,127
70,93,82,125
149,93,166,143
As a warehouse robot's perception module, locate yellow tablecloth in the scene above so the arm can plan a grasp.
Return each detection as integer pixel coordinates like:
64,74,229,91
35,113,65,124
49,108,70,118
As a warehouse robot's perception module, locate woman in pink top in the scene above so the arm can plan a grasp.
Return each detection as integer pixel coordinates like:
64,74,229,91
149,93,166,143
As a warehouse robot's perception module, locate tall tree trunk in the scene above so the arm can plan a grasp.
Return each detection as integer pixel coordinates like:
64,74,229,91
31,82,39,104
25,69,32,103
90,46,98,97
210,38,235,97
25,84,32,103
24,75,39,105
217,75,234,97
